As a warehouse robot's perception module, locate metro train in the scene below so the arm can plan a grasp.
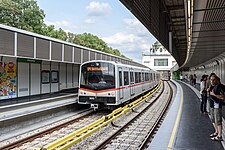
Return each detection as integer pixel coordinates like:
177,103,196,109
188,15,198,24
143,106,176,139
78,60,160,109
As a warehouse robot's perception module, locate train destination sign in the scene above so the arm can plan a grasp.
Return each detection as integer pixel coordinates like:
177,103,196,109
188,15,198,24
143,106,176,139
87,67,108,71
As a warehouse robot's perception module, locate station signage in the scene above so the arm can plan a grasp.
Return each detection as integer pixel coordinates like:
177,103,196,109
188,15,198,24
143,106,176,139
87,67,108,71
17,58,42,64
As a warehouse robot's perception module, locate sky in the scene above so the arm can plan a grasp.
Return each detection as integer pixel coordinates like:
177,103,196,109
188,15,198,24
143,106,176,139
36,0,157,63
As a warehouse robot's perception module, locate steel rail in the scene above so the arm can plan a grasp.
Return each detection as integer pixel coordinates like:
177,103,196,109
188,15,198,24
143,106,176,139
94,81,167,150
38,81,162,150
1,109,93,150
138,81,174,149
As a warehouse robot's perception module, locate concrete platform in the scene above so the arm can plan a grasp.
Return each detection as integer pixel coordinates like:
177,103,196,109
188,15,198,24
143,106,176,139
0,93,78,121
148,80,224,150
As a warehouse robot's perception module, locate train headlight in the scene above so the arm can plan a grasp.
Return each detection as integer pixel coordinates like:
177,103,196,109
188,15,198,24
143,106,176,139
111,91,115,96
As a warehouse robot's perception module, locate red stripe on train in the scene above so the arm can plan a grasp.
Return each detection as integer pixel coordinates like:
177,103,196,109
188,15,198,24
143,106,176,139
79,81,155,93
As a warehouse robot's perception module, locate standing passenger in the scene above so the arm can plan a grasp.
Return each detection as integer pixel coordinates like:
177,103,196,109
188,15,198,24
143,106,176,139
205,75,210,112
193,74,197,86
209,75,225,141
189,74,193,85
208,73,216,137
184,74,188,81
180,74,183,81
200,75,207,114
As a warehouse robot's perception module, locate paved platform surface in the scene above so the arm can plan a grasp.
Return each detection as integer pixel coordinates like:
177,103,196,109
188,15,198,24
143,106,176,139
174,81,223,150
0,93,78,121
148,80,224,150
0,87,78,106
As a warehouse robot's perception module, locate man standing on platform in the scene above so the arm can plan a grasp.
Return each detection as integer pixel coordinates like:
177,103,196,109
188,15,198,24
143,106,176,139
209,75,225,141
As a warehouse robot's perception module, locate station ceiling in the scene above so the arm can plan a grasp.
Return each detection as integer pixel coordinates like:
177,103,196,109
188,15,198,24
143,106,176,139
120,0,225,69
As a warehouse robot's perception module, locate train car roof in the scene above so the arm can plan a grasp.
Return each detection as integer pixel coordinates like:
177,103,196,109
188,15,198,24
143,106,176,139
81,60,158,72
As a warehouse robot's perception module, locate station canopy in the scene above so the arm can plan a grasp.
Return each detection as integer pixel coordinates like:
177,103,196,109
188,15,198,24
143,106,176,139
120,0,225,69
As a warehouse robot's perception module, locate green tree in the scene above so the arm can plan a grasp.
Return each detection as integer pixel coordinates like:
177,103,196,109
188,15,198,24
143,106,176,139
73,33,128,58
74,33,107,52
0,0,45,34
42,25,55,37
0,0,20,27
104,47,114,54
54,28,67,41
41,25,67,41
67,32,76,43
121,54,126,58
113,49,121,56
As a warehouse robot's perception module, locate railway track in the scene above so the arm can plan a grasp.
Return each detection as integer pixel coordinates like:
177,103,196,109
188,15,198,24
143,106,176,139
38,83,162,150
95,82,173,150
1,109,107,150
1,81,166,150
93,81,173,150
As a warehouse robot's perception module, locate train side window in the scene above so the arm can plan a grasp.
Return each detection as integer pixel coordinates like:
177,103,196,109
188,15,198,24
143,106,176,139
147,73,149,81
130,72,134,83
119,71,122,86
141,72,144,82
138,72,141,83
124,71,129,85
135,72,139,83
145,73,148,81
144,73,147,81
144,73,146,81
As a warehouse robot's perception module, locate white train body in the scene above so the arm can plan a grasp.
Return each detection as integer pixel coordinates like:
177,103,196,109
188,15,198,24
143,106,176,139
78,60,160,106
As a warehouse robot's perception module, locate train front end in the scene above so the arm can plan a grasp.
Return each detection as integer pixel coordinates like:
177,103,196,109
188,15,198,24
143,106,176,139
78,61,116,109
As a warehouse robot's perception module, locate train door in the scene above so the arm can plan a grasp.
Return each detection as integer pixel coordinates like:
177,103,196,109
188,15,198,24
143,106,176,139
119,68,123,99
129,68,135,96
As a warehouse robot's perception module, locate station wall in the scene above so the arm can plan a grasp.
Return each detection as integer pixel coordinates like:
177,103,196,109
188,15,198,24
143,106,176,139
17,60,79,98
0,56,80,100
183,53,225,84
0,24,146,100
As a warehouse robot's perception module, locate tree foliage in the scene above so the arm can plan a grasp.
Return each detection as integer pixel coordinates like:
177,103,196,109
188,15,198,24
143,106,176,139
0,0,45,33
73,33,126,58
42,25,67,41
0,0,127,58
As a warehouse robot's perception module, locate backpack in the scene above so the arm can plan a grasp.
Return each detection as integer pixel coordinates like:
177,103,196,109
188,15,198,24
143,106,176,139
213,84,225,106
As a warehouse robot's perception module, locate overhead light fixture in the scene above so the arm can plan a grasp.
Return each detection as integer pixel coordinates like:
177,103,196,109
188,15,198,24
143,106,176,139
188,18,191,28
181,0,193,68
188,0,191,18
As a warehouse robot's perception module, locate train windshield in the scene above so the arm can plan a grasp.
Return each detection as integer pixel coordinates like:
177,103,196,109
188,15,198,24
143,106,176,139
80,62,115,90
